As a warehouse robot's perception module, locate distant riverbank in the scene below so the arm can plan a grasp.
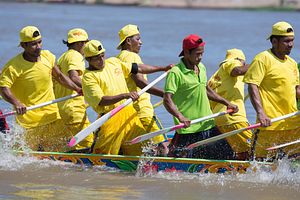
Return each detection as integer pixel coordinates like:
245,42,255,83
2,0,300,10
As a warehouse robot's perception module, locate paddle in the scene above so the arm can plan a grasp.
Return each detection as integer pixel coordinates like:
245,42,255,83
266,139,300,151
244,93,249,101
127,109,233,145
68,71,169,147
153,100,163,109
0,93,80,119
187,110,300,150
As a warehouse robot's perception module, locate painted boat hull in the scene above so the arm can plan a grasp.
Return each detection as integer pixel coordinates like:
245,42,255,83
16,151,275,174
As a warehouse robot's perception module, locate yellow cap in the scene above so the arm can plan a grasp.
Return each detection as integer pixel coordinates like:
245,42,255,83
67,28,88,43
267,21,294,39
117,24,140,49
19,26,41,43
83,40,105,58
225,48,246,61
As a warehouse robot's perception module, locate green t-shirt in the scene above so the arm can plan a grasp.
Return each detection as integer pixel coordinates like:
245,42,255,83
298,63,300,110
164,59,215,134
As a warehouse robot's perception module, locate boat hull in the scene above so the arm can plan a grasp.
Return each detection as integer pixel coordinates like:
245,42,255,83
16,151,274,174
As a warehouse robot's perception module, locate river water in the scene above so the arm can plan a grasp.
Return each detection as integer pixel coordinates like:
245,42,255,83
1,2,300,199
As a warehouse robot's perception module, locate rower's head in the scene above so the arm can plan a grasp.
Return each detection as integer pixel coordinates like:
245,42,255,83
268,21,294,57
225,48,246,65
117,24,142,54
179,34,205,66
84,40,106,70
19,26,42,58
63,28,89,55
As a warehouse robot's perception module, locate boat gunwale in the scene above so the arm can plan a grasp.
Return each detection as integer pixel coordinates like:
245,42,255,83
15,150,273,166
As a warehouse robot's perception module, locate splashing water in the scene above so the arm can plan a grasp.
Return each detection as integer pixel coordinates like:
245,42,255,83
0,121,74,171
135,140,165,177
1,119,300,190
135,140,299,188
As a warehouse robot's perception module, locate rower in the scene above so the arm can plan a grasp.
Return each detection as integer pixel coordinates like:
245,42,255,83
116,24,169,156
163,34,238,159
82,40,171,155
53,28,93,153
0,26,81,152
243,21,300,160
208,49,253,160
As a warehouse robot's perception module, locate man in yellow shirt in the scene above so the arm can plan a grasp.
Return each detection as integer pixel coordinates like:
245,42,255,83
0,26,81,152
116,24,169,156
208,49,252,160
54,28,93,152
82,40,171,155
244,21,300,160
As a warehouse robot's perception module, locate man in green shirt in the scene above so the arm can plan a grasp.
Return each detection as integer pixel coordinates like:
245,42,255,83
164,34,238,159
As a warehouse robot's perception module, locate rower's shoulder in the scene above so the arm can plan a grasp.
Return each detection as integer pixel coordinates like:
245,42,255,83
41,50,56,63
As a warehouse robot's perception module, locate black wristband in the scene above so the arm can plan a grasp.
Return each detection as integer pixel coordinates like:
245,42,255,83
131,63,138,74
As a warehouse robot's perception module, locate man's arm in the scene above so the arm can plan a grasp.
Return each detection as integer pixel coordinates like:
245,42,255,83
296,85,300,99
131,73,164,97
99,92,139,106
206,85,238,113
0,87,26,114
230,63,250,77
52,66,81,94
163,92,190,127
248,83,271,127
68,70,82,88
137,64,172,74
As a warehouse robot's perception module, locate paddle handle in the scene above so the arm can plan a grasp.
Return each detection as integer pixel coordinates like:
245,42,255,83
187,123,260,149
266,139,300,151
187,110,300,149
0,93,80,119
191,109,232,124
68,71,169,147
153,100,163,109
103,70,169,116
128,109,233,145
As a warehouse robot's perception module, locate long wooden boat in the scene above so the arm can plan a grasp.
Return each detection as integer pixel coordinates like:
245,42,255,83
16,151,276,174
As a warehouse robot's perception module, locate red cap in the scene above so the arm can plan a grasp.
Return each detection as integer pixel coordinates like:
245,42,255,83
179,34,205,57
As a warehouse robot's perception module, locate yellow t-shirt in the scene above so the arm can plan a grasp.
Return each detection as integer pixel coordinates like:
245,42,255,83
0,50,60,128
116,50,154,118
243,49,300,130
208,59,247,126
82,57,132,114
54,49,88,124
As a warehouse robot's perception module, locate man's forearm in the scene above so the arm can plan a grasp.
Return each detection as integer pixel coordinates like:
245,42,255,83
0,87,21,106
163,93,184,120
206,86,230,106
248,83,265,115
137,64,167,74
57,73,80,91
69,70,82,88
132,74,164,97
231,64,250,77
296,85,300,99
99,94,127,106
